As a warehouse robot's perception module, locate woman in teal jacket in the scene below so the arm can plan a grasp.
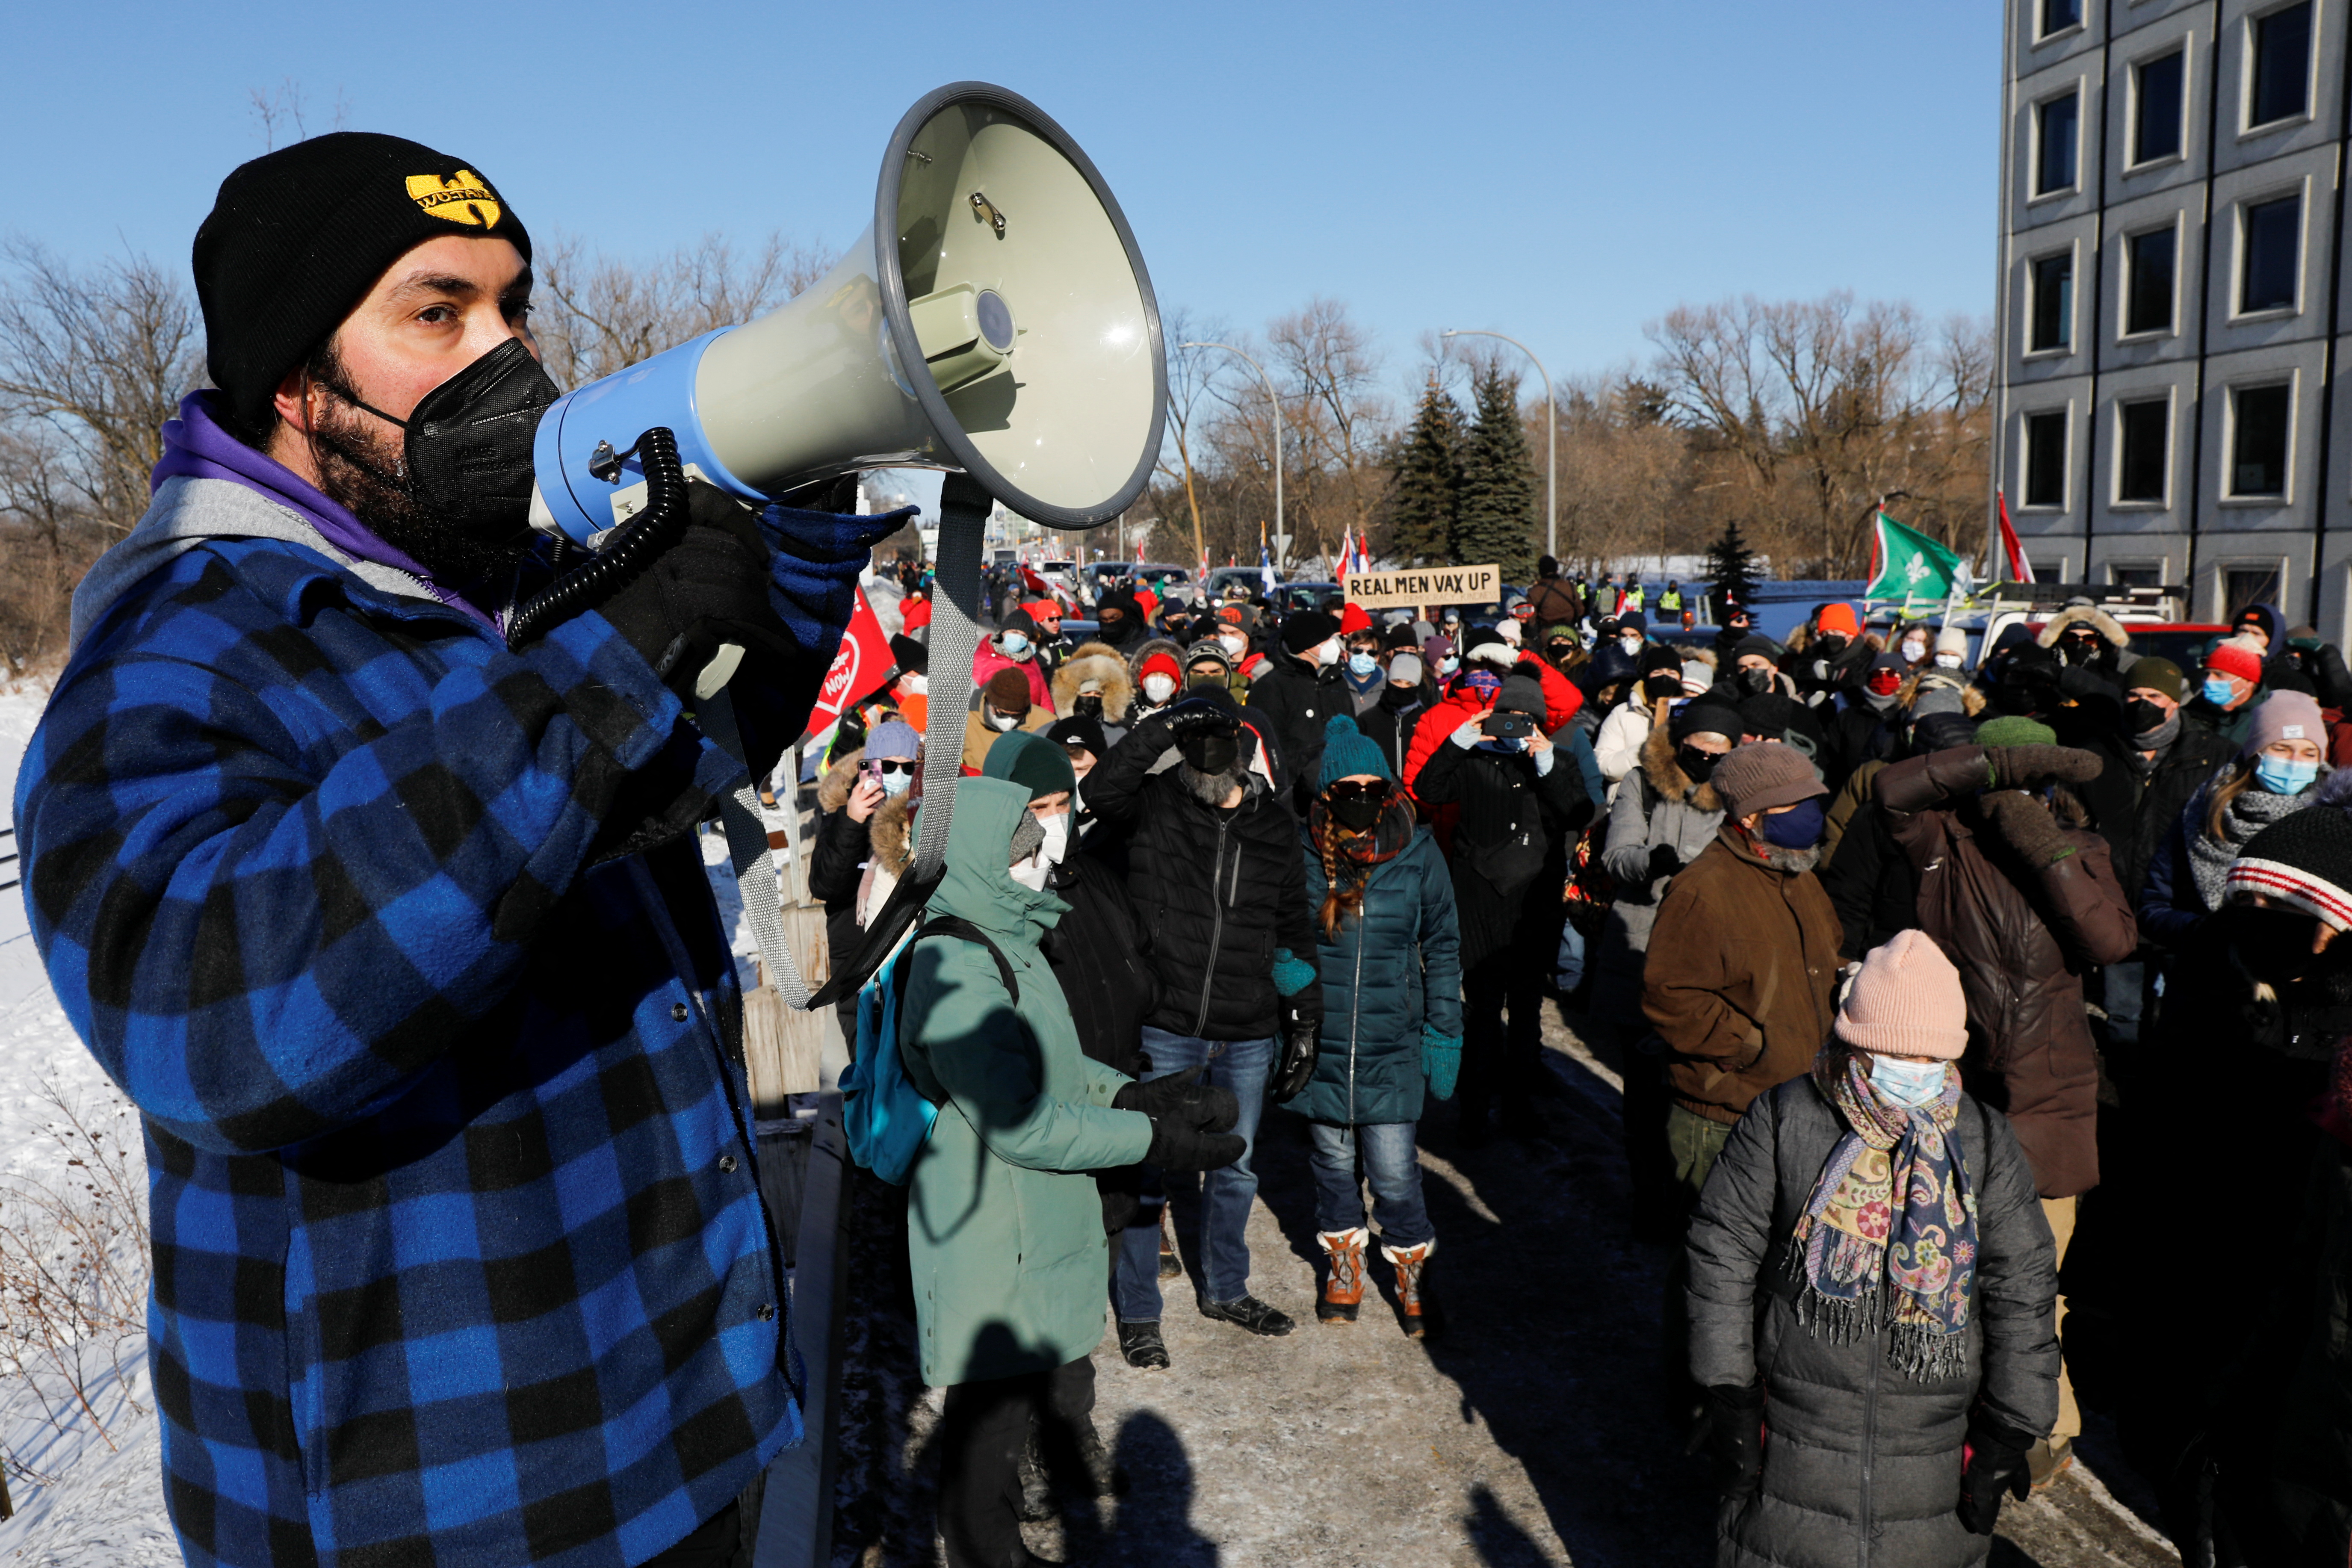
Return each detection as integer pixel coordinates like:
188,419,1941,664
902,744,1241,1567
1297,715,1465,1338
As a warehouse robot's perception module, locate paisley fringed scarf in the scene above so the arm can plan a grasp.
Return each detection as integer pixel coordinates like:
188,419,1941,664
1782,1044,1978,1380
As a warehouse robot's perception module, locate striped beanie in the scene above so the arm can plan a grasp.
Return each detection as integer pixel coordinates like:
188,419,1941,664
2229,793,2352,930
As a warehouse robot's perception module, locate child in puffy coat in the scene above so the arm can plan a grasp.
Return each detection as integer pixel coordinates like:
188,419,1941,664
1296,716,1464,1338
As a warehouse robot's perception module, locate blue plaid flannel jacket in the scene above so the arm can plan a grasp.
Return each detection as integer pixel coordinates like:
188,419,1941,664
16,484,905,1568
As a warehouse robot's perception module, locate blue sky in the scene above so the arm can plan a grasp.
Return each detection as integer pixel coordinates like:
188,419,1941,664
15,1,1995,395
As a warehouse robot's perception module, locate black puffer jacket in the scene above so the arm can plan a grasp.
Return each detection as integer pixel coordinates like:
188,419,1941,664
1413,730,1595,970
1038,846,1161,1231
2112,716,2234,904
1083,714,1322,1041
1688,1075,2060,1568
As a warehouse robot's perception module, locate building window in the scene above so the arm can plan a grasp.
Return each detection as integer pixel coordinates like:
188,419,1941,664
2226,566,2283,618
2241,193,2302,312
2030,252,2074,350
2108,564,2162,589
2250,3,2314,128
2117,399,2169,502
2024,410,2068,507
2231,383,2291,496
2125,227,2175,335
2133,48,2186,163
2042,0,2083,36
2037,90,2080,195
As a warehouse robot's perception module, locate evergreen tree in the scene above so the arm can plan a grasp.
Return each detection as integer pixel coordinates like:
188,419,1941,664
1701,517,1761,621
1453,365,1539,582
1386,374,1461,566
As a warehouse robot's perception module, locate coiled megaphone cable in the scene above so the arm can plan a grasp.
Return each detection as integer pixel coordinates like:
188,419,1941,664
505,425,690,650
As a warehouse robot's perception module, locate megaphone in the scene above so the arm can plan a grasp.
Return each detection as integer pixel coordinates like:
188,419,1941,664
528,80,1167,542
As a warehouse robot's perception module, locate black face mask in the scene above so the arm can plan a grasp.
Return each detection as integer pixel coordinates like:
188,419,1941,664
1380,682,1418,710
1643,674,1682,700
2059,638,2101,667
348,337,559,534
1072,693,1104,719
1814,634,1847,659
1329,794,1384,831
2226,904,2330,987
1179,730,1238,775
1737,668,1775,697
1676,744,1720,782
2124,697,2166,734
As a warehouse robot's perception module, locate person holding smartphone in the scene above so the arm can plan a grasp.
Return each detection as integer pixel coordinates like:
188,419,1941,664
1412,673,1599,1143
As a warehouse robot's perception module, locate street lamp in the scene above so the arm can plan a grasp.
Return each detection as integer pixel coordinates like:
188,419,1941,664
1180,340,1284,570
1442,328,1555,561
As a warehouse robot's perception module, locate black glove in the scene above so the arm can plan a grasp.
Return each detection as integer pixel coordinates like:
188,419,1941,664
1702,1383,1765,1504
1983,743,2102,788
1143,1118,1246,1172
1272,1005,1319,1103
1160,697,1236,740
1646,844,1683,881
594,482,795,700
1956,1415,2037,1534
1980,789,2074,869
1112,1065,1240,1133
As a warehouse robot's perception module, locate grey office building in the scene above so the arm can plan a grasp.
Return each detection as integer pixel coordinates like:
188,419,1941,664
1997,0,2352,633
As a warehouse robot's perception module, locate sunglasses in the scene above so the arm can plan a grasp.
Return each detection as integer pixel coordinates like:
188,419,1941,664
1327,778,1392,805
874,759,916,775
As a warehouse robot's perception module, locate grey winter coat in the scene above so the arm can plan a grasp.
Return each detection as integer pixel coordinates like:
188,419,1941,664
1591,718,1726,1027
1688,1074,2059,1568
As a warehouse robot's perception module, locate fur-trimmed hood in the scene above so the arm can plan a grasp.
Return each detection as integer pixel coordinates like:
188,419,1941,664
817,746,917,880
1051,644,1135,723
2036,604,2130,650
817,748,865,813
1640,709,1724,811
1127,635,1187,682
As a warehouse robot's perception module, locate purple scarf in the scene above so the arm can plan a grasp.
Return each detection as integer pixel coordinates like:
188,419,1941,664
150,392,499,632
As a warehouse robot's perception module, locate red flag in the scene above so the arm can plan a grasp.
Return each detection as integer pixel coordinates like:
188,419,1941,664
1995,490,2034,583
803,587,894,738
1018,562,1049,596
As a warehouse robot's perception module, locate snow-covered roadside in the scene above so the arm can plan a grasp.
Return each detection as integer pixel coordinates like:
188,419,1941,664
0,680,179,1565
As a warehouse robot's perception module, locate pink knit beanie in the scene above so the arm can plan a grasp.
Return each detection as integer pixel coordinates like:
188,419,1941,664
2238,690,2326,759
1834,930,1968,1060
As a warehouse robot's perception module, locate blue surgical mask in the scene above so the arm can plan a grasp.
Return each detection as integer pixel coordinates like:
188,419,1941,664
1347,652,1380,677
1439,656,1460,675
2256,755,2320,795
1758,796,1826,850
2203,675,2237,707
1869,1055,1951,1109
1000,632,1032,658
879,768,913,797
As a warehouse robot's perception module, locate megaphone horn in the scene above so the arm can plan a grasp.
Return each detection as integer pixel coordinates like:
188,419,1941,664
529,80,1168,543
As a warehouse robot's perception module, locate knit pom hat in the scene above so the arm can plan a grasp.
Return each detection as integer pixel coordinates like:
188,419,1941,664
1974,715,2057,747
2229,785,2352,930
1834,930,1968,1060
2239,690,2327,759
1280,611,1341,656
1318,714,1392,788
2205,636,2266,686
1711,740,1826,819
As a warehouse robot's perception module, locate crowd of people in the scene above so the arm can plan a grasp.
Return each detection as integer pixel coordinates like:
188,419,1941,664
829,555,2352,1566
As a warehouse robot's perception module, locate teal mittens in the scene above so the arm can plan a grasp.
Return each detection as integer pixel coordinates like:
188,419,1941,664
1422,1027,1463,1101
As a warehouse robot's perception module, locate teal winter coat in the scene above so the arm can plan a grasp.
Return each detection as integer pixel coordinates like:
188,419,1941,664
901,777,1154,1384
1295,817,1464,1126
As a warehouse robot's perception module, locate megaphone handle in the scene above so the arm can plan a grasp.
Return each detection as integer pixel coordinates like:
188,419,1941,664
910,473,994,881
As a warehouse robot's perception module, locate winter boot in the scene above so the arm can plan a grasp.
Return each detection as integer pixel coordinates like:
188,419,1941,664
1315,1227,1369,1324
1117,1319,1170,1370
1157,1204,1183,1279
1016,1419,1053,1521
1384,1239,1440,1339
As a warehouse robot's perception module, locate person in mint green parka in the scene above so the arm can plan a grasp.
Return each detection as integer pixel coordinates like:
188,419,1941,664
1297,715,1464,1339
902,745,1243,1568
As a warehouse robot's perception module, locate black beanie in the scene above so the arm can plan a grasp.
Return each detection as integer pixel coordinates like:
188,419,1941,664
1280,611,1341,657
194,132,533,436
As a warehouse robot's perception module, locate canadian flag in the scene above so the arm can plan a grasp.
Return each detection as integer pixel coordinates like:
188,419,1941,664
802,587,894,739
1995,490,2035,583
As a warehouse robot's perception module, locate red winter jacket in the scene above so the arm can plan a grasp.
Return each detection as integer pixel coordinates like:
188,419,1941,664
1401,653,1581,799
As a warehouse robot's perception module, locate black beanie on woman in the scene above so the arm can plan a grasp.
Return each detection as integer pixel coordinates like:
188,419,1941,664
193,132,533,436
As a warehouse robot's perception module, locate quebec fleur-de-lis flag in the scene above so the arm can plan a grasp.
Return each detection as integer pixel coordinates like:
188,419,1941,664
1864,511,1967,600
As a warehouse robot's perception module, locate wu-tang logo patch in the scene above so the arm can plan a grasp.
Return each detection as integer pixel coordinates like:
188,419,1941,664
405,170,502,229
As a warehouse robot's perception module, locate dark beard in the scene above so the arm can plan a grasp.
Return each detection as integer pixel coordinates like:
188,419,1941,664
1178,759,1249,808
305,349,535,593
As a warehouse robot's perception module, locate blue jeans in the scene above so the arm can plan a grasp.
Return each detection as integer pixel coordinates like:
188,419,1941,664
1113,1028,1273,1319
1305,1121,1433,1249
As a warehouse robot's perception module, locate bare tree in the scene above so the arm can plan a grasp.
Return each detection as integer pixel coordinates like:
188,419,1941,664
533,232,839,392
1153,307,1235,574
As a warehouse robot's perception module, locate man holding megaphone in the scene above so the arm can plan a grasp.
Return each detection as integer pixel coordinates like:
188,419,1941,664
18,133,911,1568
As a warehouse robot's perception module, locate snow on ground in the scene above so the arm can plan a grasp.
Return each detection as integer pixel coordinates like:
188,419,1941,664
0,680,180,1566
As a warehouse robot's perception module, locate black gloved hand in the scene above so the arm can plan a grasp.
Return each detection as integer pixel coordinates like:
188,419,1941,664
593,482,794,700
1160,697,1237,740
1144,1118,1246,1172
1112,1065,1241,1133
1980,789,2074,869
1956,1415,2037,1534
1702,1383,1765,1504
1272,1006,1319,1102
1646,844,1683,881
1983,743,2103,788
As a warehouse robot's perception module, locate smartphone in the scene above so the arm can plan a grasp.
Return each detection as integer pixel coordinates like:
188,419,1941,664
860,757,887,791
1483,711,1535,739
